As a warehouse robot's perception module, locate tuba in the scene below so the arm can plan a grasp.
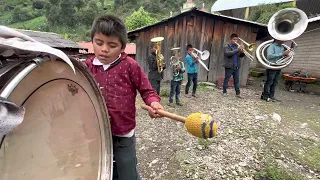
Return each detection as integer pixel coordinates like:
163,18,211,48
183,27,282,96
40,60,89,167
151,37,165,73
170,47,181,76
255,8,309,70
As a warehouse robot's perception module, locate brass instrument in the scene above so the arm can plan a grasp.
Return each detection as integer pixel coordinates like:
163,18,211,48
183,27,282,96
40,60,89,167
170,47,181,76
191,48,210,71
151,37,165,73
255,8,309,70
234,38,255,61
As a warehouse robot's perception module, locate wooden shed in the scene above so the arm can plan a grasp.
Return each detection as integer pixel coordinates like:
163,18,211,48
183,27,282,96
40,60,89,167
128,8,268,86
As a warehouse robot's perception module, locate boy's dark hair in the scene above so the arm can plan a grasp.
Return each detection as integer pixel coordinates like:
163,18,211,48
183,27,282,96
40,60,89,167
230,33,238,39
91,15,127,49
186,44,193,51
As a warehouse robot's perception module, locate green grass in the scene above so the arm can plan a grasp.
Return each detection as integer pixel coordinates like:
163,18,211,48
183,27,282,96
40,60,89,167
255,161,306,180
0,12,12,24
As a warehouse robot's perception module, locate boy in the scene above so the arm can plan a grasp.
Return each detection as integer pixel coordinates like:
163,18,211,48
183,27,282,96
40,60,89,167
222,33,245,98
147,42,166,95
168,47,185,106
84,15,164,180
185,44,199,98
262,39,289,102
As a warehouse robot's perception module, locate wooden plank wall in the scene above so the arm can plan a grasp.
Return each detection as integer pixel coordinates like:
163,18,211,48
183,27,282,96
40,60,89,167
133,13,259,86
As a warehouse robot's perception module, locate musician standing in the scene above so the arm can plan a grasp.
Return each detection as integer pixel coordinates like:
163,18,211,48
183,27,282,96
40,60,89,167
185,44,199,98
169,48,185,106
147,42,166,95
222,33,245,98
84,15,164,180
262,39,289,102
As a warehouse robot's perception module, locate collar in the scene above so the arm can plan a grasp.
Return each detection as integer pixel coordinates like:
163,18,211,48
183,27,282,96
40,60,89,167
93,54,121,71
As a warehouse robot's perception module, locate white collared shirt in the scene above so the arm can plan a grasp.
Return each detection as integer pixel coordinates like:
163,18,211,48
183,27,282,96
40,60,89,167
92,55,121,71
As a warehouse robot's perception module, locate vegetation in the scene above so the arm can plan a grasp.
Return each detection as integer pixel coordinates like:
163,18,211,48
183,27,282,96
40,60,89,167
248,2,295,24
0,0,295,41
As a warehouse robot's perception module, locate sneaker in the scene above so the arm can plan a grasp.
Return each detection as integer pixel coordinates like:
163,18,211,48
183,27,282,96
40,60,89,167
168,103,173,106
176,102,183,106
185,94,191,98
266,97,271,102
270,97,281,102
222,93,227,97
192,94,198,98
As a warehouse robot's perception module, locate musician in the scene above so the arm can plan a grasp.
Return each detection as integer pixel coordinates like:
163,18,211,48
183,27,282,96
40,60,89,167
147,42,166,95
84,14,164,180
169,48,185,106
185,44,199,98
222,33,245,98
262,39,289,102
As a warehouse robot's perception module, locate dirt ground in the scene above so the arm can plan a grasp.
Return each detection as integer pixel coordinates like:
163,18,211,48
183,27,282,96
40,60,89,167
134,77,320,180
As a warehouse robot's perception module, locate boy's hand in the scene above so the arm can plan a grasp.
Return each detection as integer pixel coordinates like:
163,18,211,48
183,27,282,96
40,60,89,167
177,66,181,71
148,102,164,118
283,50,290,56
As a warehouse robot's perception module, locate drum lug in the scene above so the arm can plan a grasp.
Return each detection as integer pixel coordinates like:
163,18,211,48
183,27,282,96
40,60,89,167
32,57,49,66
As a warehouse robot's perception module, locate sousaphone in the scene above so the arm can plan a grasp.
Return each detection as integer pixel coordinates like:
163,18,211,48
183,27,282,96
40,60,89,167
256,8,309,70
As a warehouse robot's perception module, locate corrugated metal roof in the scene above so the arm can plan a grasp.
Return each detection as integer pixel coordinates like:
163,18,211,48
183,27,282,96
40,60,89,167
308,15,320,23
77,42,136,55
211,0,294,12
15,29,83,49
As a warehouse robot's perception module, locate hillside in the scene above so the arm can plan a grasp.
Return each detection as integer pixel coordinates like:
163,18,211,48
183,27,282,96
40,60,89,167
0,0,215,42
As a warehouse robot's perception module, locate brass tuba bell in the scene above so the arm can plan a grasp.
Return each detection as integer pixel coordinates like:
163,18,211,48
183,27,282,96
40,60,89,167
151,37,165,73
255,8,309,70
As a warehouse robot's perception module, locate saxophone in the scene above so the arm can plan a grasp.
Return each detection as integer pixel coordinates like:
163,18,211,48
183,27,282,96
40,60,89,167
151,37,165,73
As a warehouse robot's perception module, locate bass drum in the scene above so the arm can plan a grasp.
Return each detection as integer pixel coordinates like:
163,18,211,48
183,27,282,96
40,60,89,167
0,58,113,180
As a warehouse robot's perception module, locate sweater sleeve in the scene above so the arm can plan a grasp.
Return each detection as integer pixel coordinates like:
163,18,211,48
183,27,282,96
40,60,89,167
224,45,239,57
130,61,161,105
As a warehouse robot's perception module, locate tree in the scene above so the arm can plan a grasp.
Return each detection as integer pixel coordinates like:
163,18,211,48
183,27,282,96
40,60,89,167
248,3,295,24
125,7,157,31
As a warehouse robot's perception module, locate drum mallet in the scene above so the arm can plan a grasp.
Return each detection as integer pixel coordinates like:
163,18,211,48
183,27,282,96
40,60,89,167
141,104,219,139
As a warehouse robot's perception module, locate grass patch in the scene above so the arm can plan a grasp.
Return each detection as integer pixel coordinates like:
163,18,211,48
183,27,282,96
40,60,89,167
160,88,170,97
198,139,212,149
255,160,305,180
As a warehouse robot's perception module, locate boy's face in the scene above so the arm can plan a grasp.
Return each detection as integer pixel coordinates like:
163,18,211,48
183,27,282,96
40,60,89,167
92,33,124,64
151,46,157,53
187,48,194,54
231,37,239,45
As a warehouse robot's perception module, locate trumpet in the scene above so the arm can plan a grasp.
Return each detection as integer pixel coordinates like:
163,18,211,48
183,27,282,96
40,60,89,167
234,38,255,61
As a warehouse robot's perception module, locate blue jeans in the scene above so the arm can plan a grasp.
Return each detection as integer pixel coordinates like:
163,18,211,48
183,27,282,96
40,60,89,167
185,73,198,95
169,80,182,103
223,68,240,95
263,69,281,99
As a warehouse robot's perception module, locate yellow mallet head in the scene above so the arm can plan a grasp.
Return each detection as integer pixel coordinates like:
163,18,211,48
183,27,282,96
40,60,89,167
185,113,218,139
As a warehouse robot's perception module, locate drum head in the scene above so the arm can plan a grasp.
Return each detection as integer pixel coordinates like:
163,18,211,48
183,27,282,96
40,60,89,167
0,59,112,180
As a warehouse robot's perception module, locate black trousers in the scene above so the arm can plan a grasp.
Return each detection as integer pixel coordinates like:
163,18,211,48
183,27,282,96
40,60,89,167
149,79,161,95
112,135,141,180
185,73,198,95
263,69,281,99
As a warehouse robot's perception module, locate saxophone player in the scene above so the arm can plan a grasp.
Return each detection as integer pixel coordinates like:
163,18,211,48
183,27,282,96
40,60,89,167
168,47,185,106
147,42,166,95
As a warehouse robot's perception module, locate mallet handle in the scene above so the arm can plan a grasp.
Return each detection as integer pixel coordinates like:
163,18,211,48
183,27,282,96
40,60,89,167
140,104,186,123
